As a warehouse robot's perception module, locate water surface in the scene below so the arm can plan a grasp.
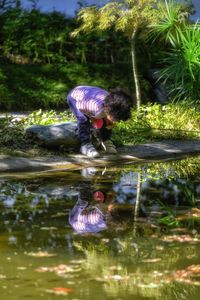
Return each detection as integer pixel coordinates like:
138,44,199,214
0,156,200,300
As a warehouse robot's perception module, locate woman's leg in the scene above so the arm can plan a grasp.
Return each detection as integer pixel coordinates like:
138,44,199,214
67,96,91,144
67,96,100,157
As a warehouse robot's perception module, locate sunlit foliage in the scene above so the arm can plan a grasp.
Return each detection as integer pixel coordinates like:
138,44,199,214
72,0,160,108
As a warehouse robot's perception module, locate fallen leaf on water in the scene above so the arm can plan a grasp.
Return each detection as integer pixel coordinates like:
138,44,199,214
36,264,81,276
46,287,73,295
94,277,107,282
25,251,57,257
152,271,164,277
177,279,200,286
177,208,200,220
109,265,123,271
164,264,200,286
104,274,129,281
94,274,130,282
187,264,200,274
17,267,27,270
155,245,164,251
40,227,58,231
70,259,85,265
142,258,161,263
51,212,66,218
160,234,199,243
138,283,162,288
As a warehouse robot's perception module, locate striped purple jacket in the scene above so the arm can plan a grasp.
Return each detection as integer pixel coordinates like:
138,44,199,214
68,86,109,119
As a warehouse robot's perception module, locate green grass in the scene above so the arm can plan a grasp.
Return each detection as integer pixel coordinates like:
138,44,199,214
113,102,200,145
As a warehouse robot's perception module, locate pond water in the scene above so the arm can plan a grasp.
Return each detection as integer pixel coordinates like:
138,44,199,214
0,156,200,300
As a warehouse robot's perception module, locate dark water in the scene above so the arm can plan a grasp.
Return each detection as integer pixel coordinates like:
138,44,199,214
0,156,200,300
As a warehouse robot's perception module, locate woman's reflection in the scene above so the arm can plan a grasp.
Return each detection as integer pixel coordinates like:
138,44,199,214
69,183,116,234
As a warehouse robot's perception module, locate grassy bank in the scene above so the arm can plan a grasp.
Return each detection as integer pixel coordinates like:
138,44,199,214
113,102,200,145
0,102,200,157
0,62,133,111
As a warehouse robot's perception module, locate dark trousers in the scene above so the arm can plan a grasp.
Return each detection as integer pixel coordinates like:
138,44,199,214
67,96,111,145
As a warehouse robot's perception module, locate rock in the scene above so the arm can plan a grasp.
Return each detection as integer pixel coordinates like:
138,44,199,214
25,122,80,148
27,184,79,197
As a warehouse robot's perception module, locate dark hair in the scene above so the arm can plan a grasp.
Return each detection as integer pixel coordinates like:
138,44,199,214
104,90,132,121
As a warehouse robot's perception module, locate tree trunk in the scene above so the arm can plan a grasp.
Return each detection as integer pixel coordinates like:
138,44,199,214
131,29,142,109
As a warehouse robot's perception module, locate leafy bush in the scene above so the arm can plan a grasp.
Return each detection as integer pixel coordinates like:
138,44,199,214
158,24,200,100
25,109,74,126
148,0,200,101
0,62,133,111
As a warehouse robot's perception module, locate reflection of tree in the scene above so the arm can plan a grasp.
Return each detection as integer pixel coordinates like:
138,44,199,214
133,171,142,236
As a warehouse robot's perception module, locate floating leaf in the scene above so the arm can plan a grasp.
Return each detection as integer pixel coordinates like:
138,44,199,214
40,227,58,231
46,287,73,295
97,274,130,281
142,258,161,263
177,208,200,220
70,260,85,265
165,264,200,286
36,264,81,277
17,267,27,270
109,265,123,271
186,264,200,274
160,234,199,243
25,251,57,257
138,283,162,288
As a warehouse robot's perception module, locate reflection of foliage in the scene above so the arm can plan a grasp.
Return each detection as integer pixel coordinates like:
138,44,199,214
115,156,200,228
156,200,180,227
74,241,113,274
121,155,200,182
0,180,71,246
147,156,200,181
177,184,196,206
73,231,200,299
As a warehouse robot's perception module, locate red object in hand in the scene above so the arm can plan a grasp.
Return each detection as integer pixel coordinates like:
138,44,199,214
93,191,105,202
92,119,103,129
